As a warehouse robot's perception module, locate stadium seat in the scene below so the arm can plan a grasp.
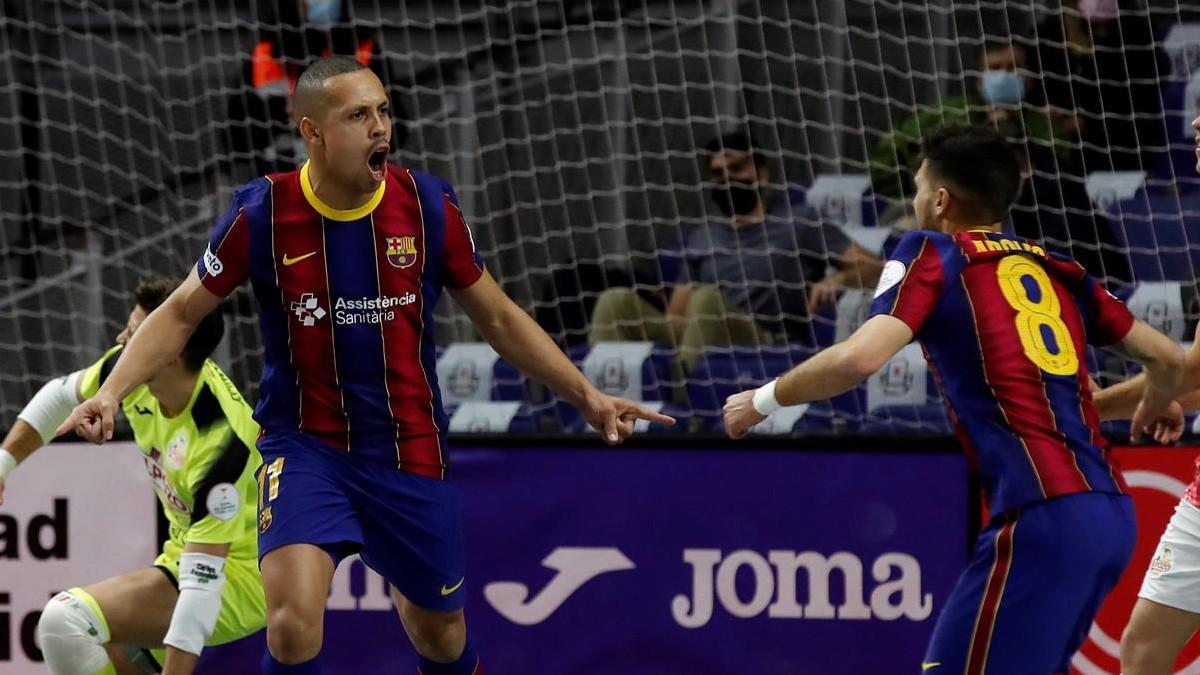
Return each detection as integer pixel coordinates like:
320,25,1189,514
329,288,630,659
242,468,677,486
810,287,875,348
1162,23,1200,81
1155,71,1200,190
436,343,527,404
686,344,817,418
446,402,540,433
866,343,936,412
799,174,876,228
1087,173,1200,281
859,404,953,435
581,341,680,402
1126,282,1187,341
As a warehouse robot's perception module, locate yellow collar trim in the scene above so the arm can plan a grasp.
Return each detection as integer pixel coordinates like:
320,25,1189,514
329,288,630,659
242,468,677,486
300,161,386,221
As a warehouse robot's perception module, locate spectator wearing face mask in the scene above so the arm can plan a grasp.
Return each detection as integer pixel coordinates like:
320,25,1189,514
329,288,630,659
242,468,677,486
870,40,1077,204
589,133,883,371
226,0,408,176
1033,0,1168,172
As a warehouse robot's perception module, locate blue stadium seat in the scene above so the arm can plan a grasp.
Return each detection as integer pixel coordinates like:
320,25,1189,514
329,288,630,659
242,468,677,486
795,174,878,228
1095,181,1200,281
1153,77,1200,190
437,343,527,403
687,345,817,418
859,404,953,435
581,342,679,402
445,402,540,433
492,358,526,401
810,302,837,347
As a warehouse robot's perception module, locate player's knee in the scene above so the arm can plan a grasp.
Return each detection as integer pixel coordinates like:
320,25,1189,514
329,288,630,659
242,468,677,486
266,606,323,664
37,590,113,673
38,591,106,644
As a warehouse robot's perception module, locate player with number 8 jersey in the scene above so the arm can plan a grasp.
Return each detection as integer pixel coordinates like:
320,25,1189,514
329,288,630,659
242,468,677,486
721,125,1184,674
875,227,1133,514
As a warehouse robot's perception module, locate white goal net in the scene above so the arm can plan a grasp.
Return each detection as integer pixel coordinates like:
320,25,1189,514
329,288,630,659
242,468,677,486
2,0,1199,438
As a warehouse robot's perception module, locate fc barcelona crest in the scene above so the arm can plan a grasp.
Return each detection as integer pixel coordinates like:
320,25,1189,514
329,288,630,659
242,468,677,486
386,236,417,269
259,506,274,534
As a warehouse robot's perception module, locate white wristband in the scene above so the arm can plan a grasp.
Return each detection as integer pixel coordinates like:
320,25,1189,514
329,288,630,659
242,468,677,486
752,379,781,416
0,449,16,480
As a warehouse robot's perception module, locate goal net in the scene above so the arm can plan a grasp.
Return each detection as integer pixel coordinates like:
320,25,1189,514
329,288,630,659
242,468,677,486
2,0,1199,440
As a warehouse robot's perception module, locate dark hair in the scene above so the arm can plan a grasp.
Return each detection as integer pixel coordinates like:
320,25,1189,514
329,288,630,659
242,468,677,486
921,124,1022,224
296,55,366,91
132,277,225,373
292,56,370,123
705,132,766,169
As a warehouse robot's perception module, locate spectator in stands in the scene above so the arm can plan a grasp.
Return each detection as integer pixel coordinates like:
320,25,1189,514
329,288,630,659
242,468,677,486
226,0,408,175
1033,0,1168,172
590,133,883,371
1008,141,1133,287
870,40,1076,204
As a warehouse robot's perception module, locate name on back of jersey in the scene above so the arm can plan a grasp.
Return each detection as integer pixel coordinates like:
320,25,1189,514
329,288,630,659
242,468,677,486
966,236,1046,258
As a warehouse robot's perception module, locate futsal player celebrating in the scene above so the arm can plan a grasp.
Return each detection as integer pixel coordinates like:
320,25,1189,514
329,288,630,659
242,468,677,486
723,124,1184,673
60,56,674,675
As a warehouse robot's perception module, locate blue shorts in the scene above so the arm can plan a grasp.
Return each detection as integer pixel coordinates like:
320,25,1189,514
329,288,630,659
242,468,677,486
923,491,1135,674
255,431,467,612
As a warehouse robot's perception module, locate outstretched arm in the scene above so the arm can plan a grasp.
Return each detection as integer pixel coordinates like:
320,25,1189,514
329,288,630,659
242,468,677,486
0,370,85,504
57,269,222,443
450,271,675,442
723,314,913,439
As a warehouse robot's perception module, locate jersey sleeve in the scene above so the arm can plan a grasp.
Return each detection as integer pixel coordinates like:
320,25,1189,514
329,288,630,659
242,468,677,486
1082,275,1135,346
77,346,123,399
869,231,947,335
196,188,253,299
441,187,485,290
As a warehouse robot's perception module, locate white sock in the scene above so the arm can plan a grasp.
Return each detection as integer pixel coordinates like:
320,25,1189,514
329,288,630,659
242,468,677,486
37,588,117,675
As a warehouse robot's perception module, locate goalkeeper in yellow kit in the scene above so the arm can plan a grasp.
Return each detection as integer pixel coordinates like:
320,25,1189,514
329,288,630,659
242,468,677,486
0,278,264,675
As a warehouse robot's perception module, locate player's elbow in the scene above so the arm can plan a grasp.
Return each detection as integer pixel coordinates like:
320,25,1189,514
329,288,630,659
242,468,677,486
839,343,885,383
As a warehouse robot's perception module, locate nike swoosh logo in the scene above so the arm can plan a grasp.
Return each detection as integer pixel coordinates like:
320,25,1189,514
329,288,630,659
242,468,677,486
921,663,942,671
282,251,317,266
441,577,465,596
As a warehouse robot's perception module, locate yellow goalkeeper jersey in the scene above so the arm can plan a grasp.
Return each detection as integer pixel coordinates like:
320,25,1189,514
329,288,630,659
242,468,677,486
79,346,262,561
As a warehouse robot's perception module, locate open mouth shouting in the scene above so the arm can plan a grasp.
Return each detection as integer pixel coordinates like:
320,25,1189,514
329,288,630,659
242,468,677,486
368,143,389,182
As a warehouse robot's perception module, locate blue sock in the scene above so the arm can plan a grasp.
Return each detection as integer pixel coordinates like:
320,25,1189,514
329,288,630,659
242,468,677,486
417,637,480,675
262,649,323,674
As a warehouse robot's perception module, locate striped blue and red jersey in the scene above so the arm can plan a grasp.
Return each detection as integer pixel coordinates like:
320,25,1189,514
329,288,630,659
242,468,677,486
197,162,484,479
870,229,1135,516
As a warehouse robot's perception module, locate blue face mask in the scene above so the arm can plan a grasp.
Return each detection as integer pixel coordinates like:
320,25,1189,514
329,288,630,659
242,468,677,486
306,0,341,28
981,70,1025,105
